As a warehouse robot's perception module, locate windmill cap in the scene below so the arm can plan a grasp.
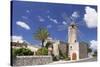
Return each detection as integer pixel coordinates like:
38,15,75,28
70,22,76,25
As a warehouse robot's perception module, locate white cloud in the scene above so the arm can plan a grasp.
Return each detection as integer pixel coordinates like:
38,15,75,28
62,21,67,25
48,16,58,24
50,19,58,24
72,11,79,18
84,6,97,28
38,16,45,22
22,16,28,19
16,21,30,30
11,35,24,43
47,25,52,28
90,40,97,51
26,10,30,13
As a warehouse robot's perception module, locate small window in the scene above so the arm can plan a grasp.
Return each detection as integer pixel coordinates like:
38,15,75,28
75,40,76,42
70,46,72,50
72,25,74,28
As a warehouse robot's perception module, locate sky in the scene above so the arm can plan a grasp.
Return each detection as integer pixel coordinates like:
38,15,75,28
11,1,97,49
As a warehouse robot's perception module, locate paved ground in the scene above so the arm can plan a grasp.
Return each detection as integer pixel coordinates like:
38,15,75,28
48,57,97,64
74,57,97,63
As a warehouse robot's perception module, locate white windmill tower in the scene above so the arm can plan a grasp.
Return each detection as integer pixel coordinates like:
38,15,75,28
68,21,80,60
57,12,88,60
61,12,85,60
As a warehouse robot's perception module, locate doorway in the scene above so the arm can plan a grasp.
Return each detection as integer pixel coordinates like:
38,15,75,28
72,52,77,60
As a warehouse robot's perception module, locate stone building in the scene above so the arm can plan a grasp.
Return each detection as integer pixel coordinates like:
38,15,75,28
44,37,68,59
44,37,60,57
11,41,27,48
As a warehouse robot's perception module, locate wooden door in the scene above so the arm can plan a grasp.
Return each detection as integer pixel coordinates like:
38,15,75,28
72,52,77,60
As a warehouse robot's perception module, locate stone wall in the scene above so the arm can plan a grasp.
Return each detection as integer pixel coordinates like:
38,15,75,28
13,56,53,66
59,42,68,55
79,43,88,59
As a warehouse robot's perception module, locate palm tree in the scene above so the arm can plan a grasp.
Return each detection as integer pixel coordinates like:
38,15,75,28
34,27,49,47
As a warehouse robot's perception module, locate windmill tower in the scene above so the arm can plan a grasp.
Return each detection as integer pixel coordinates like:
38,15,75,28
68,22,77,43
68,22,79,60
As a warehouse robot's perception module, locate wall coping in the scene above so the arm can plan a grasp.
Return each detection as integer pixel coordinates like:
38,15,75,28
16,55,52,58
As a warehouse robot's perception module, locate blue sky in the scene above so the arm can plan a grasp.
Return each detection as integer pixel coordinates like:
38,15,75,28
11,1,97,46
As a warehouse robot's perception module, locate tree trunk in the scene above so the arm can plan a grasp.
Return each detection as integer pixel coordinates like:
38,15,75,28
42,40,45,47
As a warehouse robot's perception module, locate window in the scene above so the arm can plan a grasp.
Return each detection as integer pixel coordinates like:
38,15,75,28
70,46,72,50
75,40,76,42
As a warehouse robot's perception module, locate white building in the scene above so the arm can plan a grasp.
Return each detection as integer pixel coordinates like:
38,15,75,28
11,40,40,55
44,37,60,57
27,44,40,55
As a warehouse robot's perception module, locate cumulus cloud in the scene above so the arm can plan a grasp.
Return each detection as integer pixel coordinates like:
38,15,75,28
90,40,97,51
72,11,80,18
84,6,97,28
48,16,58,24
11,35,24,43
38,16,45,22
62,21,67,25
16,21,30,30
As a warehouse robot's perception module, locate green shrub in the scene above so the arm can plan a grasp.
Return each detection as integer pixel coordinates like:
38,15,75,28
92,51,97,57
88,48,92,53
59,49,68,60
12,48,17,57
45,42,52,48
65,57,70,60
36,47,48,55
52,55,59,61
12,48,33,57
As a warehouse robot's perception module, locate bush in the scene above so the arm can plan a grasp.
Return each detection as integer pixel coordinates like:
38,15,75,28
88,48,92,53
12,48,17,57
59,49,68,60
52,55,59,61
65,57,70,60
92,51,97,57
36,47,48,55
12,48,33,57
45,42,52,48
